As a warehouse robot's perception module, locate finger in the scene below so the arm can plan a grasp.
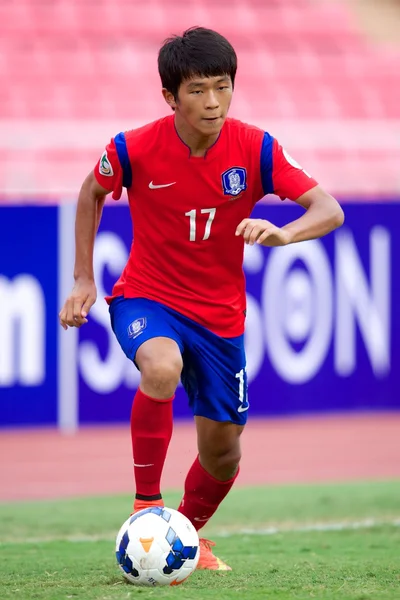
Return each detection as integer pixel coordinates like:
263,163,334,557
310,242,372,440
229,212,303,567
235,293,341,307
81,295,96,319
66,299,77,327
73,296,86,325
235,219,251,236
248,225,264,245
256,229,274,244
59,314,68,330
59,305,71,329
243,224,258,244
58,309,68,330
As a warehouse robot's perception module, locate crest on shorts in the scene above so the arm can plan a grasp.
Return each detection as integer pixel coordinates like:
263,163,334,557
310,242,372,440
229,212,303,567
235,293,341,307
99,151,114,177
127,317,147,339
221,167,247,197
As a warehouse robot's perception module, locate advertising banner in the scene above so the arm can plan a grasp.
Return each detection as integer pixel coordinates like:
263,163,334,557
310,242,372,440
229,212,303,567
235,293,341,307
0,207,58,426
1,202,399,427
78,202,400,423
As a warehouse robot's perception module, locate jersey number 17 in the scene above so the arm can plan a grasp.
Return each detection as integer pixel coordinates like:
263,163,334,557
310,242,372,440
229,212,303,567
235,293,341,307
185,208,216,242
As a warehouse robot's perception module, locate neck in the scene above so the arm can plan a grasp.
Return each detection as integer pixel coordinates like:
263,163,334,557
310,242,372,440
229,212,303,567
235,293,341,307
174,115,220,157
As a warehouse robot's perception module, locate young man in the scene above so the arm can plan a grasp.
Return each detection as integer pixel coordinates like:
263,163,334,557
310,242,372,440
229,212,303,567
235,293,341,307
59,27,344,571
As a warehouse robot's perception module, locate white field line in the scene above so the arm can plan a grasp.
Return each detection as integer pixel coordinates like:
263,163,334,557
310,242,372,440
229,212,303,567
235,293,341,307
218,518,400,537
1,518,399,545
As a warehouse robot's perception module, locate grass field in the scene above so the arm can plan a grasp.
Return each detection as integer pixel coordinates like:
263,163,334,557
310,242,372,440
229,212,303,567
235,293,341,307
1,481,399,599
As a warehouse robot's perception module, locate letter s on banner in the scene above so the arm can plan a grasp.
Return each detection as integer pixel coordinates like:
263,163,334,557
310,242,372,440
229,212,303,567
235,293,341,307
79,232,128,393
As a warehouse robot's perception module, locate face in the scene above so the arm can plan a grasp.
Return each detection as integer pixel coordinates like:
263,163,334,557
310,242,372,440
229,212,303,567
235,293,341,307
163,75,233,137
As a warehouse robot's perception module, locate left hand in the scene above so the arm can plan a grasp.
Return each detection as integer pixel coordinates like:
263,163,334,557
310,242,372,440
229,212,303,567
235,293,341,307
236,218,293,247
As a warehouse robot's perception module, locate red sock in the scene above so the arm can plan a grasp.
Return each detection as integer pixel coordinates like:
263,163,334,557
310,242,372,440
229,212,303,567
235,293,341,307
178,456,239,530
130,388,174,500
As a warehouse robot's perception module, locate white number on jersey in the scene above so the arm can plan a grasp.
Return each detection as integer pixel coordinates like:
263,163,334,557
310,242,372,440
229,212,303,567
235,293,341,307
185,208,216,242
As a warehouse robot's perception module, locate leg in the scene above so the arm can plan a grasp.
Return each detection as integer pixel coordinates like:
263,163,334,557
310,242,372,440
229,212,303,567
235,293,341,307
178,418,243,571
178,417,243,528
176,323,248,570
131,337,182,508
109,298,184,510
196,416,243,481
178,328,248,526
136,336,182,400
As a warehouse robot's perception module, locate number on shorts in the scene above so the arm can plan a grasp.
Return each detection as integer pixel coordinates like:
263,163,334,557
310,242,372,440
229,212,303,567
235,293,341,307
235,368,249,413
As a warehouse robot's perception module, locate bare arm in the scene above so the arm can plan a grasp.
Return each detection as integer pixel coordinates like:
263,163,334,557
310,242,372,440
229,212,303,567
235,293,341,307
74,171,109,280
59,172,111,329
236,185,344,247
281,185,344,243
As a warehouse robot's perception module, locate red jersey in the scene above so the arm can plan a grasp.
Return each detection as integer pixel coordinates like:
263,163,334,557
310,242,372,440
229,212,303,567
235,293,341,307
94,115,317,337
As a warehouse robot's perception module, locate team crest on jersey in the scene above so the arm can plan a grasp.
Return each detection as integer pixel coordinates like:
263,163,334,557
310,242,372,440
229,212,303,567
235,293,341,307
221,167,247,197
127,318,147,339
99,151,114,177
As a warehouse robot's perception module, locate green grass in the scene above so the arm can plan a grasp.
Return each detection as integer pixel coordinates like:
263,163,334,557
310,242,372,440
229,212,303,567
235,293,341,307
1,481,399,599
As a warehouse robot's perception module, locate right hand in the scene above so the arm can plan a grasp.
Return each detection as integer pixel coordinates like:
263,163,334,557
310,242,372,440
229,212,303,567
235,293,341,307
59,278,97,330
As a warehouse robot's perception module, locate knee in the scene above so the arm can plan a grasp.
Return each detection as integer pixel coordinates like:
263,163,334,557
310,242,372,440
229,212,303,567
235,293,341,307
214,446,242,470
140,358,182,399
200,443,242,481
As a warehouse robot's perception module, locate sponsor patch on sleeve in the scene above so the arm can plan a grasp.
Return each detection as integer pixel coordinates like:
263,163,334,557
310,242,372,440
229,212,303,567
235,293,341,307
282,148,311,178
99,151,114,177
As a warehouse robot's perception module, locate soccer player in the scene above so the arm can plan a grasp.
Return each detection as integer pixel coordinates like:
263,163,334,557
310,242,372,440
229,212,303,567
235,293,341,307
59,27,344,570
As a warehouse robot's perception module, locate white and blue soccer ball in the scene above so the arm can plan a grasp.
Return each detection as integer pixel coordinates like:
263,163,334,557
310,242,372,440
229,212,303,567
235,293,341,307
115,506,200,586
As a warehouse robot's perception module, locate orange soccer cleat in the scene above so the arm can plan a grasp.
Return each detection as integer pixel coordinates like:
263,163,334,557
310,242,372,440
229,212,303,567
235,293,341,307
196,538,232,571
132,498,164,514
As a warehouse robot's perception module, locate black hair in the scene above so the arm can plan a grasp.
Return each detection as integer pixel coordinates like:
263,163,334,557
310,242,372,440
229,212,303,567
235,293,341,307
158,27,237,99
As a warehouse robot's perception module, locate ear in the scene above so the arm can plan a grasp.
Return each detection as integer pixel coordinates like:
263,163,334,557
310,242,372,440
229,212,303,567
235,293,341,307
162,88,177,111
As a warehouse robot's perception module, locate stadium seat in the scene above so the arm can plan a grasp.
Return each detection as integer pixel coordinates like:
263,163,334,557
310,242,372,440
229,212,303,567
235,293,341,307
1,0,399,196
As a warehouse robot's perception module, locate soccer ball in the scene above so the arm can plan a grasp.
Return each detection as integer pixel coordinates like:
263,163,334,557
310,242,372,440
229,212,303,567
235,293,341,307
115,506,200,586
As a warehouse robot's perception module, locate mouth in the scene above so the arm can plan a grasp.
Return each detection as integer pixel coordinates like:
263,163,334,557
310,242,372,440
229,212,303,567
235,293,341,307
203,117,221,122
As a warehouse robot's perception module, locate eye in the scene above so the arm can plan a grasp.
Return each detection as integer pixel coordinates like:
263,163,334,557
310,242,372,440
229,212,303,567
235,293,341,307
190,90,202,95
218,86,229,91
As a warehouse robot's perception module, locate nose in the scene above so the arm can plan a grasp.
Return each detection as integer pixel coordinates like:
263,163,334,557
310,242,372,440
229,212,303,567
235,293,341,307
204,90,219,110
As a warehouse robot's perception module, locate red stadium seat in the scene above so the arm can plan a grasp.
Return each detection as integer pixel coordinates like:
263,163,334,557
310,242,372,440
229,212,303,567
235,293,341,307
0,0,399,196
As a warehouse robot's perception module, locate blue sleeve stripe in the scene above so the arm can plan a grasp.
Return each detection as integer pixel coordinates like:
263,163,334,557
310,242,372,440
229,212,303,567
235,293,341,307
114,132,132,188
260,132,275,195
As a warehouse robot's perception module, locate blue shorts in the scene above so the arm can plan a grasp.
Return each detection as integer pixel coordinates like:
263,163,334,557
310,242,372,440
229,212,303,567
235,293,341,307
109,297,249,425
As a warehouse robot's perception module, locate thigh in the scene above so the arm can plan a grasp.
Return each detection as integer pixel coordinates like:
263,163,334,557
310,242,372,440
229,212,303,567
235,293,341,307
135,337,183,370
181,329,249,426
109,297,184,363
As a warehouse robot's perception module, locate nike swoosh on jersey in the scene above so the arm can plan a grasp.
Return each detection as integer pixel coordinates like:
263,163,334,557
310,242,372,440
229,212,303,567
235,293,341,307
149,181,176,189
237,404,250,413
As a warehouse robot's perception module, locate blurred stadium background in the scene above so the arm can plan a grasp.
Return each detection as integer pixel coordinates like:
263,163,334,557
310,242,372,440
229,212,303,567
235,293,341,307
1,0,400,500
